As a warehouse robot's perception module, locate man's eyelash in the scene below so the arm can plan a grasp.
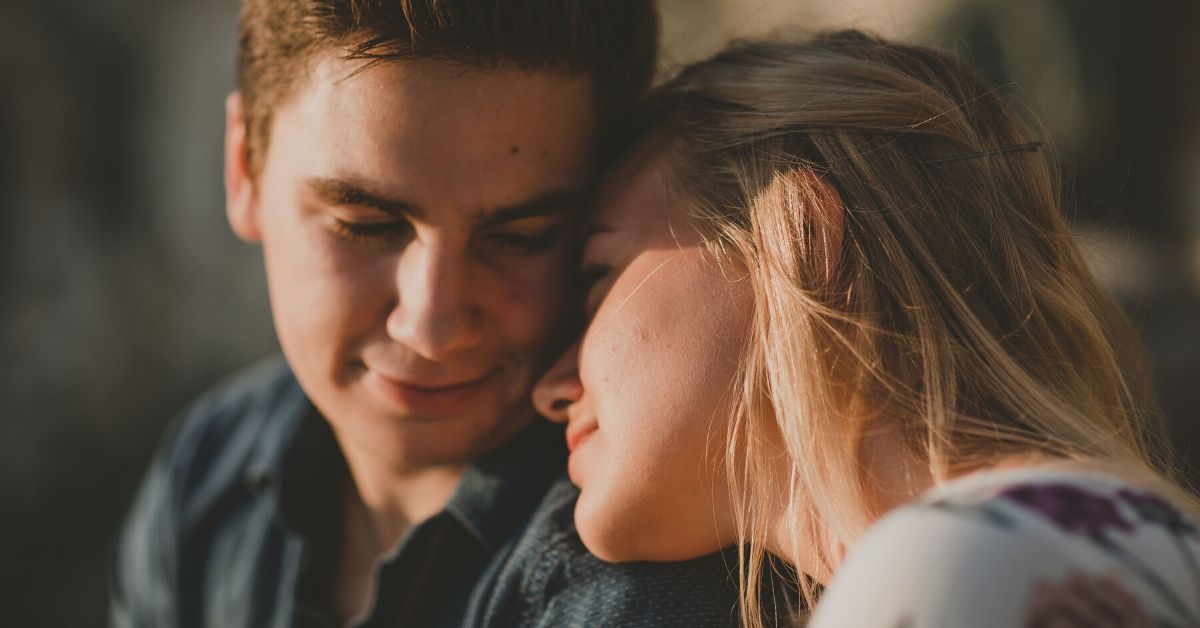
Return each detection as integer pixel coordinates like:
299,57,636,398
332,219,565,256
485,230,560,254
331,219,413,246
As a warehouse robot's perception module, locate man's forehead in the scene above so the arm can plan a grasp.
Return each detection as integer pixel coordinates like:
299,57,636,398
283,53,596,154
262,50,600,227
301,50,592,105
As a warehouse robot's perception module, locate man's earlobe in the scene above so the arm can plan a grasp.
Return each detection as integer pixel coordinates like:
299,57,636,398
225,90,262,242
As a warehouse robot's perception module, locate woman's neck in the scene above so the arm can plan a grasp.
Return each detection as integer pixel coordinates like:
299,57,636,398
765,422,1054,585
763,420,933,584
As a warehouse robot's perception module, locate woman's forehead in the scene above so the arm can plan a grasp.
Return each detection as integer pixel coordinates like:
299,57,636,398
590,135,682,233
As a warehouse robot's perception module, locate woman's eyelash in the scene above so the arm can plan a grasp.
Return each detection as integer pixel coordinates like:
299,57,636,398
579,263,612,291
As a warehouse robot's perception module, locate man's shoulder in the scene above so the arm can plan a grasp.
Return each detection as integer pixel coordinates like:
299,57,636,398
157,354,307,486
127,353,317,543
470,475,741,628
172,353,303,442
125,353,310,531
111,354,310,627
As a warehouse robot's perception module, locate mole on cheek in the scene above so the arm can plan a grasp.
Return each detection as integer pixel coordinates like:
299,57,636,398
510,145,521,155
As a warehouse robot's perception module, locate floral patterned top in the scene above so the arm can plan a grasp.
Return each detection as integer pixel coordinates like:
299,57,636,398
809,467,1200,628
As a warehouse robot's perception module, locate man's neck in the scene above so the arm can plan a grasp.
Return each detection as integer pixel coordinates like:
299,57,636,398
341,450,468,554
329,448,467,624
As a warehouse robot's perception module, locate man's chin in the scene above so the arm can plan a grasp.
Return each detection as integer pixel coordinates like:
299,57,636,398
328,402,534,471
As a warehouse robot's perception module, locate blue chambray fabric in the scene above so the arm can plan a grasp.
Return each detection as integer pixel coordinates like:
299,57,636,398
110,355,743,628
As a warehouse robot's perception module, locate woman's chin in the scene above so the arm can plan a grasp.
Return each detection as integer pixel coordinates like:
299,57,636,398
572,497,640,562
574,498,728,563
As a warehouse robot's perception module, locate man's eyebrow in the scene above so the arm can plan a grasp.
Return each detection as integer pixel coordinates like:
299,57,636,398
304,177,423,218
472,189,589,228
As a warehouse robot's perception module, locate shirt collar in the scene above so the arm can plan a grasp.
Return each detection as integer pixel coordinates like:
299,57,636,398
443,420,567,553
242,369,568,555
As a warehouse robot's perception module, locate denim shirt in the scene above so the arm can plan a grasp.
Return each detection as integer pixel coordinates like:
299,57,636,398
110,355,743,627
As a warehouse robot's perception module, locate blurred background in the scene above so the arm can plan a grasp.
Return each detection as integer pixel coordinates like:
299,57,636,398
2,0,1197,625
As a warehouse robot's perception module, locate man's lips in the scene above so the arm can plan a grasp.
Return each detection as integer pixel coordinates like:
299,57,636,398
564,419,599,452
364,367,497,410
375,371,493,392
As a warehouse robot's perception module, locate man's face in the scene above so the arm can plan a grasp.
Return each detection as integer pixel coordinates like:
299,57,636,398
227,55,595,471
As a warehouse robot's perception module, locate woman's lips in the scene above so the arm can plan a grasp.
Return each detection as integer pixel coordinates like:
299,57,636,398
565,419,599,452
365,368,496,412
564,420,598,486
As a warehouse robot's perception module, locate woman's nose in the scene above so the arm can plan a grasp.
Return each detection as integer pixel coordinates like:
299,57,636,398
532,341,583,423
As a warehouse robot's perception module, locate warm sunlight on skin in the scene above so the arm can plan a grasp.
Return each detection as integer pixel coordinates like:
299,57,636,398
529,137,938,576
533,138,753,562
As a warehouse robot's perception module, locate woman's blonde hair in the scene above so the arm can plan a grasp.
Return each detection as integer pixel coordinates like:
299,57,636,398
651,30,1193,626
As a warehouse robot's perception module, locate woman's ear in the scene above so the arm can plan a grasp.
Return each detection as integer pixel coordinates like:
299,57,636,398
224,90,262,242
759,168,845,287
799,169,845,283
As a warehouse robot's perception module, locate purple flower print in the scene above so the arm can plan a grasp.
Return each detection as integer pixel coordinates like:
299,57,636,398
1118,488,1200,611
1117,489,1198,537
1000,483,1133,540
981,481,1200,626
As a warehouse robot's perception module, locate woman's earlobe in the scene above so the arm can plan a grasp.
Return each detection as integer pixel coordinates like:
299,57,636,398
224,90,262,242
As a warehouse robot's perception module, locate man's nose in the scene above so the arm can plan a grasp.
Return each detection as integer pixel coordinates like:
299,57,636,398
386,240,484,360
532,341,583,423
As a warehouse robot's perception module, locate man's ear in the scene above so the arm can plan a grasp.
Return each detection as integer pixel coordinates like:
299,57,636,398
225,90,262,242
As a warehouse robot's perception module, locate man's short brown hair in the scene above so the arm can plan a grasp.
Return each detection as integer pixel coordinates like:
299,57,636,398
237,0,660,176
